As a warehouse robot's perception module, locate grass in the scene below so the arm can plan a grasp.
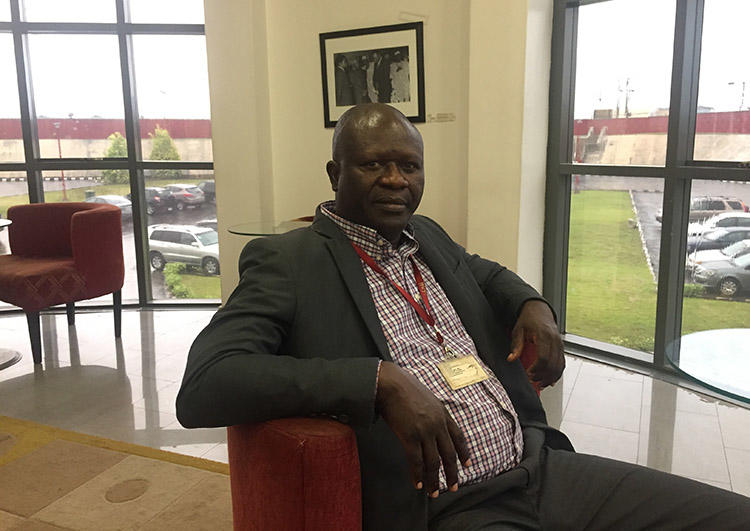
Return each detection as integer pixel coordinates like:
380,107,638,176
163,263,220,299
566,190,750,352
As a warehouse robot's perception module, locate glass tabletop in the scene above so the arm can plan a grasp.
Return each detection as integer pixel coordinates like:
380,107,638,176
227,220,312,236
669,328,750,402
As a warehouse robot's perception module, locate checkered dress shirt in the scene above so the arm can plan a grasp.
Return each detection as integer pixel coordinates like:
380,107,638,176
321,202,523,491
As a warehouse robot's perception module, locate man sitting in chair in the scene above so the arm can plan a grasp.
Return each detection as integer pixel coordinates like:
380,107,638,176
177,103,750,529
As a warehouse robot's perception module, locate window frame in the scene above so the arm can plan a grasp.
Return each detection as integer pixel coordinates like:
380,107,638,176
0,0,214,307
545,0,750,382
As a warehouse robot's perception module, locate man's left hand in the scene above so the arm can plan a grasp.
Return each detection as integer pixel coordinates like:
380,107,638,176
506,300,565,388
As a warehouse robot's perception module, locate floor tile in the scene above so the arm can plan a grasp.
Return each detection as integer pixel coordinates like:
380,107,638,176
562,373,643,432
717,403,750,452
669,410,730,484
33,455,210,530
577,358,644,382
725,447,750,497
559,420,639,463
201,442,229,464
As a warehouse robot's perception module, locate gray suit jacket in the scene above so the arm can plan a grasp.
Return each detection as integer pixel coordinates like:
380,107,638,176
177,211,571,530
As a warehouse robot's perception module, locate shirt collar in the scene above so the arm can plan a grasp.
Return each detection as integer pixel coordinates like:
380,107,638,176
320,200,418,261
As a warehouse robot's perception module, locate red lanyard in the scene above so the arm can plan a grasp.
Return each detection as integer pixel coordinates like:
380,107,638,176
351,242,444,345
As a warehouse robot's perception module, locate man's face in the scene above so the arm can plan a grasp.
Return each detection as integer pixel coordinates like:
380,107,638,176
327,116,424,244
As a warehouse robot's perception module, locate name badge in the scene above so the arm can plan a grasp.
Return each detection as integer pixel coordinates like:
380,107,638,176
437,355,489,390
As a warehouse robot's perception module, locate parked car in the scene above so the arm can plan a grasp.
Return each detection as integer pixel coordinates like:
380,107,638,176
687,227,750,254
686,227,750,254
198,180,215,202
686,239,750,276
694,252,750,297
687,212,750,237
148,224,220,275
164,183,205,211
655,196,747,223
85,195,132,218
126,187,177,215
195,218,217,231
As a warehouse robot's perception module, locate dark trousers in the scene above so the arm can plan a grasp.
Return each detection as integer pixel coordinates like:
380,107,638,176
429,428,750,530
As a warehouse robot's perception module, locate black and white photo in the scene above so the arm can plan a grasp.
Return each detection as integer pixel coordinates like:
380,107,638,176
320,22,424,127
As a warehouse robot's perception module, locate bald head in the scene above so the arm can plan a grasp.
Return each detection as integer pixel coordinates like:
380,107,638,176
331,103,422,161
325,103,425,246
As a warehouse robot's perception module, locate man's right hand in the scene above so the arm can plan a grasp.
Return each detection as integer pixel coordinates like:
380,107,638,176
375,361,471,498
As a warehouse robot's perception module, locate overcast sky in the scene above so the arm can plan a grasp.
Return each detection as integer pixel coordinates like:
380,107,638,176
0,0,747,121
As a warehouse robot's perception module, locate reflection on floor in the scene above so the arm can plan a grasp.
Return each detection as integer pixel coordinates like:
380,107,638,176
1,309,749,497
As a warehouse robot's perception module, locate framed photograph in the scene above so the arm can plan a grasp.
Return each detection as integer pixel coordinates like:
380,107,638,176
319,22,425,128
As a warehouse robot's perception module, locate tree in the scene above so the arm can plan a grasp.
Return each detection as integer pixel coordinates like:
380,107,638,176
102,132,128,184
149,126,182,180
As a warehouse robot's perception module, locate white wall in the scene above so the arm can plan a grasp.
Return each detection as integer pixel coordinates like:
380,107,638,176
204,0,553,300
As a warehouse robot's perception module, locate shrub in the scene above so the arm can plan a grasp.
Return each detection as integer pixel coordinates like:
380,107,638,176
164,262,193,298
683,283,706,298
148,126,182,180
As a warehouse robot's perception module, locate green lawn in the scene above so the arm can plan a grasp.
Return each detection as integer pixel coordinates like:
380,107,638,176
566,190,750,352
179,270,221,299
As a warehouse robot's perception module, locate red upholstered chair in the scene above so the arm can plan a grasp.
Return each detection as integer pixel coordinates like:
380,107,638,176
227,346,541,530
0,202,124,364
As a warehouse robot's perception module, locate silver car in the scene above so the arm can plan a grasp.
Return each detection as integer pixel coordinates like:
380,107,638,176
164,183,205,210
694,252,750,297
148,224,220,275
85,195,132,218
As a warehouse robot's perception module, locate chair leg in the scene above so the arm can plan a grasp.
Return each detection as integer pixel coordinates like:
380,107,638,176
26,311,42,364
113,289,122,338
66,302,75,326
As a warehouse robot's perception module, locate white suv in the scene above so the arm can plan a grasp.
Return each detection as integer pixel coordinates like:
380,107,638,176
148,224,220,275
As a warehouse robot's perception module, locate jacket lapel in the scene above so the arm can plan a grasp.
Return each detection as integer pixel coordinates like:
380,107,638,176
312,214,392,361
414,225,498,372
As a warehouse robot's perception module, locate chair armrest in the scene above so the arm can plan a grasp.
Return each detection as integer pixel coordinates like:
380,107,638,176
227,418,361,531
71,205,124,295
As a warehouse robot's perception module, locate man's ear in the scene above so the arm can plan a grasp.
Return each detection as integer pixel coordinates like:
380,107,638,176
326,160,340,191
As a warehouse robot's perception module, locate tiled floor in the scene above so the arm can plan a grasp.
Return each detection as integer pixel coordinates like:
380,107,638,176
1,308,749,497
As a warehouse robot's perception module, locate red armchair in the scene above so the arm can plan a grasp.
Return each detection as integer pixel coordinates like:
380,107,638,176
0,202,124,364
227,346,541,530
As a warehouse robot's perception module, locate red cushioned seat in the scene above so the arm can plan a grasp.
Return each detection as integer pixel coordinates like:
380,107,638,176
0,202,125,364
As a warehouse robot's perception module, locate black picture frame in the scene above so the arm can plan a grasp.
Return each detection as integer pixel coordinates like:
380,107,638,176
319,22,425,128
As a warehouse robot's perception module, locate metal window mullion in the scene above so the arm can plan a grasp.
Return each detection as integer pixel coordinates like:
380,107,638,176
10,0,42,202
543,0,578,332
653,0,704,369
117,0,150,305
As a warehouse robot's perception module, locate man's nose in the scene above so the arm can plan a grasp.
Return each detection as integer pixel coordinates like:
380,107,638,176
380,162,408,187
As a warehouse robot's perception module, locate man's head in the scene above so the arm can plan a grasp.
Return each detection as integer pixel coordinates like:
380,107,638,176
326,103,424,246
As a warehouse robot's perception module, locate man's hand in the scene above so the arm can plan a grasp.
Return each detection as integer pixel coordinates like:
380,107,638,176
376,361,471,498
506,300,565,388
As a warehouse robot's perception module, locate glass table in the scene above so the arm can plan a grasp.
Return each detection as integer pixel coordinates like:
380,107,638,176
669,328,750,402
227,220,312,236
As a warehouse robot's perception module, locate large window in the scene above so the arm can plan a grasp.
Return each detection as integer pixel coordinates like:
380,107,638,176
0,0,217,306
547,0,750,402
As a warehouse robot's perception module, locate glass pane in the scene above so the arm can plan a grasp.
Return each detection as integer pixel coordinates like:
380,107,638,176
0,34,23,162
28,34,126,159
1,173,28,308
22,0,115,22
132,35,212,162
694,0,750,161
128,0,204,25
566,175,664,354
573,0,675,166
144,169,219,301
0,1,10,21
41,170,137,304
678,179,750,401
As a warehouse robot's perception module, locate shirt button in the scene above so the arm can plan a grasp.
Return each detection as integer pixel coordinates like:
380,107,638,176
377,239,385,246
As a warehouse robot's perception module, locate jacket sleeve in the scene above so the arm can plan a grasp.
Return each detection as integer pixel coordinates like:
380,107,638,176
176,236,380,430
418,216,555,326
